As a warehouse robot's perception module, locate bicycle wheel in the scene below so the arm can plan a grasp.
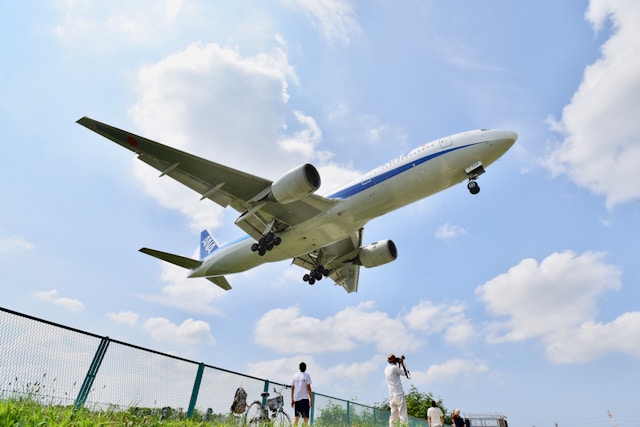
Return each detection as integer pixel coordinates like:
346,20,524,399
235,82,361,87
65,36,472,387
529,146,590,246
245,402,264,426
273,409,292,427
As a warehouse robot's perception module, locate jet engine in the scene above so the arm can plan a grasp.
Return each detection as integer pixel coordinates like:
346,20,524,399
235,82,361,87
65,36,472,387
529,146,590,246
356,240,398,268
267,163,321,204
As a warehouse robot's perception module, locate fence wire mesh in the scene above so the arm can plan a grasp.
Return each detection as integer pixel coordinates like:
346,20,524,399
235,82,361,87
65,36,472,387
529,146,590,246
1,306,428,425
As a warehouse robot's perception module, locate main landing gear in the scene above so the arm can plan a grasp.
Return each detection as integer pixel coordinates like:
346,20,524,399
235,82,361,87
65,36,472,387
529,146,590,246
250,232,281,256
303,265,330,285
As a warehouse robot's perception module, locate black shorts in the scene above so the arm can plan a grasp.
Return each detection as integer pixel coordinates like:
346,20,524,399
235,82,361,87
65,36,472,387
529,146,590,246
294,399,310,418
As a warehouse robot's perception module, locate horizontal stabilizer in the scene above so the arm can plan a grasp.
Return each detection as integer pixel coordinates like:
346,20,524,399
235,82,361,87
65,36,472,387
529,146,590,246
207,276,232,291
140,248,202,270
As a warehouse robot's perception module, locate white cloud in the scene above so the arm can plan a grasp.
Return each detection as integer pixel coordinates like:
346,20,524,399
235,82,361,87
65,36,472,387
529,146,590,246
106,311,139,327
278,110,323,158
139,262,226,315
288,0,363,46
404,300,475,345
0,236,35,253
543,0,640,208
33,289,85,313
475,250,640,363
409,358,489,385
52,0,188,49
545,312,640,363
142,317,215,349
254,301,423,354
434,223,467,240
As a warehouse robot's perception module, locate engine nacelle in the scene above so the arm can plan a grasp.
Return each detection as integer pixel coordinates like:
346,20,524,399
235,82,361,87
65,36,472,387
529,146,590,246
268,163,321,204
356,240,398,268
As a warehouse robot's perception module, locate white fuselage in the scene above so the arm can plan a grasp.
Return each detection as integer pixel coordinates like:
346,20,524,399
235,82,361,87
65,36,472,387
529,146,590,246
190,129,517,278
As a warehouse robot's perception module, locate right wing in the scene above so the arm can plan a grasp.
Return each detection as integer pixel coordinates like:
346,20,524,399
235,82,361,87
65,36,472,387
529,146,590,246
77,117,336,240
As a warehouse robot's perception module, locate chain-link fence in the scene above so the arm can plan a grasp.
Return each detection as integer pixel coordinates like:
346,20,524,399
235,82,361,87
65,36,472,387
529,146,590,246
1,306,428,425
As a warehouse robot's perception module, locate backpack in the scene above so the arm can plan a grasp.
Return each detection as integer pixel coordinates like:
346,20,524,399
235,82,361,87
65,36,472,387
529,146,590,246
230,386,248,414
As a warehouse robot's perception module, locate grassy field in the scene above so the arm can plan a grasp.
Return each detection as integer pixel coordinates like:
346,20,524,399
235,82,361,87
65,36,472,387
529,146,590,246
0,397,389,426
0,397,239,426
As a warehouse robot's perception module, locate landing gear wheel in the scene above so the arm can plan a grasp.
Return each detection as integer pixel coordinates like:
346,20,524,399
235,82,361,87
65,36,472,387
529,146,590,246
253,232,282,255
467,180,480,195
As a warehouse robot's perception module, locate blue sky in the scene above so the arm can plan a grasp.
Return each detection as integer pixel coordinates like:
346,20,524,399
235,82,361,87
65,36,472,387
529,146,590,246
1,1,639,425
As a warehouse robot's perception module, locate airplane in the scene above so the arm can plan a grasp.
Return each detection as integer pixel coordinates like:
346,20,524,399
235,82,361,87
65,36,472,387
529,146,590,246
77,117,517,293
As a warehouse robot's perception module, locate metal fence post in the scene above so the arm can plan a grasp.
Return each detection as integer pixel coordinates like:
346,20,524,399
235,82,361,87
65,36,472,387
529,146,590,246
187,363,205,418
262,379,270,406
74,336,110,409
347,400,351,426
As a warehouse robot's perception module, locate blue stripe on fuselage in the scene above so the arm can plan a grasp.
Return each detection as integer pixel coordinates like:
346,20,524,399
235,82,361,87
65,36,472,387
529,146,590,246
207,142,479,255
328,143,477,199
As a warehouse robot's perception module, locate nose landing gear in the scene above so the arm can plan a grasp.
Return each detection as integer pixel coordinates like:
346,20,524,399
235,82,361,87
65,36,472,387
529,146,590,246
465,161,485,195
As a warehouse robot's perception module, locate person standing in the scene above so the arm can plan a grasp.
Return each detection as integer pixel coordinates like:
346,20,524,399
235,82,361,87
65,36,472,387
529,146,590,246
291,362,313,426
451,408,465,427
427,400,444,427
384,354,408,427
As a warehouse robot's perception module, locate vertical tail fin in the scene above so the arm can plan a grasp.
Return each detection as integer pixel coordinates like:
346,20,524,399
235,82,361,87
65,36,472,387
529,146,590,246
200,230,219,260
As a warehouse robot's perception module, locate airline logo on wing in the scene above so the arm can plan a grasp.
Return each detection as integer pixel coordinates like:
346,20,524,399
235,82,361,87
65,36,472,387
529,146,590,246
200,230,218,260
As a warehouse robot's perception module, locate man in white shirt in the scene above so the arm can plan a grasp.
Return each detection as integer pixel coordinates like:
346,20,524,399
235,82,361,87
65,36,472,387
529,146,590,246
291,362,313,426
427,400,445,427
384,354,408,427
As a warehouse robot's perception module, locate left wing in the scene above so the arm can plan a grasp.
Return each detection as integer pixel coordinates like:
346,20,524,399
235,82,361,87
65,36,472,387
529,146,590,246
292,231,363,293
77,117,336,240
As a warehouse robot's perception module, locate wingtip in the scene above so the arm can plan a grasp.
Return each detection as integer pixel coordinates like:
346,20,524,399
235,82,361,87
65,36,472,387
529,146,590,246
76,116,91,126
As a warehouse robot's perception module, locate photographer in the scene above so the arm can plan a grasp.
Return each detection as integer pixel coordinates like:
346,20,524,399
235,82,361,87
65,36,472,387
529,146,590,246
384,354,409,427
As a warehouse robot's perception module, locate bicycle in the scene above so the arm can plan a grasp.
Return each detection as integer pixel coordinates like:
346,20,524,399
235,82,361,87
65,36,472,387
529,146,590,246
244,386,292,426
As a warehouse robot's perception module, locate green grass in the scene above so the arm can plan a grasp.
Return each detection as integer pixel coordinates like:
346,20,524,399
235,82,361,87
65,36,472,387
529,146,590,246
0,397,241,426
0,397,392,426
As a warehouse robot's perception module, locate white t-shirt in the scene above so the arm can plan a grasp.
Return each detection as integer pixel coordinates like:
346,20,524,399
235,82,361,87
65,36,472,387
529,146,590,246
427,406,444,427
384,364,405,397
292,371,312,401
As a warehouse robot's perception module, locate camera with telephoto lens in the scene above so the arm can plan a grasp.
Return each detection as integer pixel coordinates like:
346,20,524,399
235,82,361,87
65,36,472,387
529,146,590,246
395,355,405,364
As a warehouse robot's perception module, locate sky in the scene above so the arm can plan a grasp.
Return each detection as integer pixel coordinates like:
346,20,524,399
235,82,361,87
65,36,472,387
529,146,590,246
1,0,639,426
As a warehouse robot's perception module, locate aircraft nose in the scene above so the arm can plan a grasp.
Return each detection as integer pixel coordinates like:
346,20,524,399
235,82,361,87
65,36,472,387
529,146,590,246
493,129,518,148
498,130,518,143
